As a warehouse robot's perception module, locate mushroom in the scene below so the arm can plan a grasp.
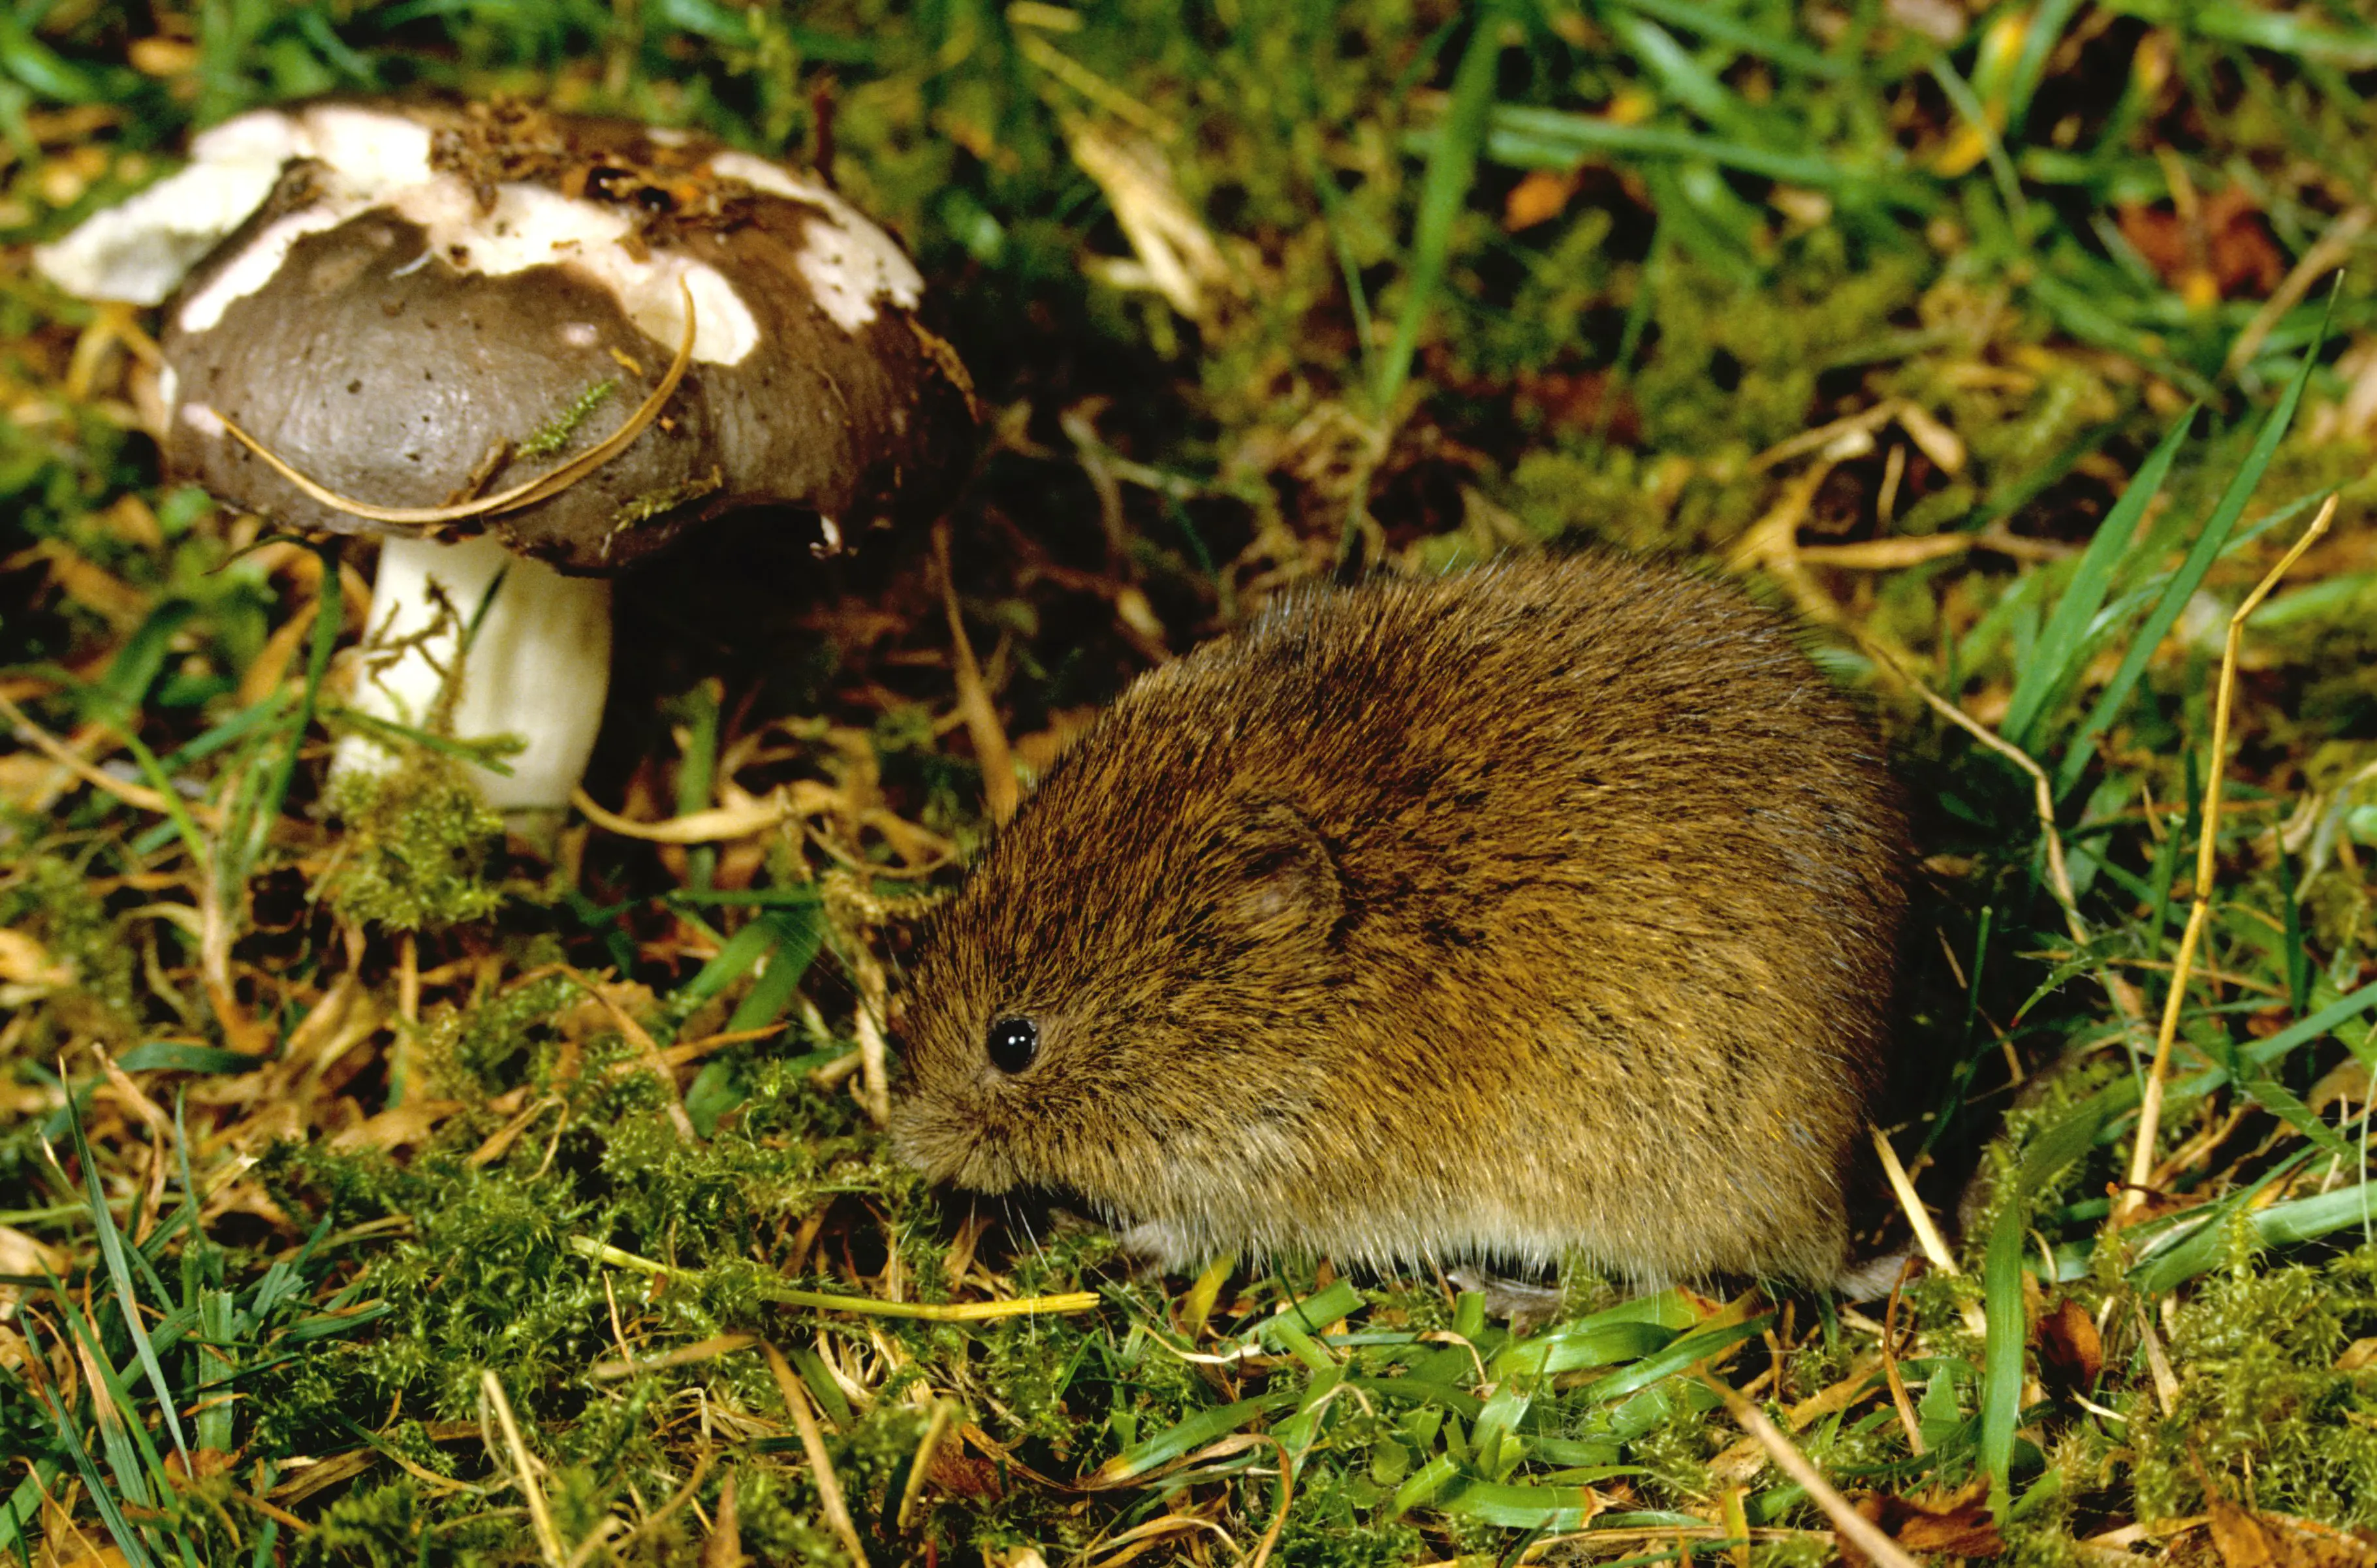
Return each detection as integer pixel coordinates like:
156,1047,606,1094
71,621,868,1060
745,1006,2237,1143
37,98,975,832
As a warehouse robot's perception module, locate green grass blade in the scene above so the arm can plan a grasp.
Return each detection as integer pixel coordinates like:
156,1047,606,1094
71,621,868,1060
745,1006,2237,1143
1,1460,57,1565
2000,405,2195,749
253,539,345,835
2004,0,2088,136
1979,1184,2028,1518
1979,1098,2109,1513
2128,1151,2320,1295
2095,0,2377,65
21,1318,157,1568
1493,1320,1675,1379
726,906,824,1033
1373,8,1503,415
195,1289,238,1455
675,909,781,1007
1257,1278,1364,1350
152,687,290,774
64,1094,193,1473
320,703,520,773
1481,106,1913,195
668,677,722,895
1603,0,1843,77
1302,137,1377,395
1582,1315,1769,1404
1439,1478,1603,1530
2079,978,2377,1134
2053,320,2327,796
50,1287,168,1514
112,1042,268,1073
1094,1390,1302,1482
1605,11,1753,133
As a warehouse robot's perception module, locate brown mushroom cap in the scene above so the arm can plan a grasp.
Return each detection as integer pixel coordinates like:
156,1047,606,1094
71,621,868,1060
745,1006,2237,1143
157,101,975,573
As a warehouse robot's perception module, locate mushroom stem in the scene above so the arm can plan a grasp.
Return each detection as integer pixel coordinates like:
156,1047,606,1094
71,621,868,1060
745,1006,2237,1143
334,534,612,835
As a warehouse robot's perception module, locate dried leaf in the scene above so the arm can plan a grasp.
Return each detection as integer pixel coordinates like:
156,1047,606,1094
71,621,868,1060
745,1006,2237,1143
1504,168,1580,231
2037,1295,2104,1388
931,1447,1007,1503
1844,1485,2006,1567
702,1469,746,1568
2193,1453,2377,1567
2117,189,2286,301
328,1099,464,1153
0,928,73,989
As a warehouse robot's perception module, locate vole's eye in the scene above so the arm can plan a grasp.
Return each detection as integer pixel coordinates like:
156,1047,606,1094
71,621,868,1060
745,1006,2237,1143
985,1016,1039,1074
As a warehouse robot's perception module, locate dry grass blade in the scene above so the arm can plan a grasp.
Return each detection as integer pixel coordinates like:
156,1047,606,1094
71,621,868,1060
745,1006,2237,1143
482,1370,565,1567
936,519,1018,826
570,783,817,843
896,1398,957,1529
1868,1124,1957,1273
1699,1373,1924,1568
1881,1262,1927,1456
763,1341,870,1567
0,690,222,828
206,278,697,528
2121,493,2339,1218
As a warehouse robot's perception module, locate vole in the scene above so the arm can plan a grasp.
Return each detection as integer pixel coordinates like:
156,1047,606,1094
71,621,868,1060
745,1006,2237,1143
890,552,1911,1289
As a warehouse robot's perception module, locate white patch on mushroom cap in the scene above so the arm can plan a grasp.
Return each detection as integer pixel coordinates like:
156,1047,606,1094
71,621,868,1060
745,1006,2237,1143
173,109,762,364
35,105,432,306
48,102,912,358
180,401,225,437
32,159,289,305
709,151,923,332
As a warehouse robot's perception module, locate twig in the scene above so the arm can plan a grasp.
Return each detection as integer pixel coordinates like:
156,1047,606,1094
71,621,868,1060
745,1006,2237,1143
2122,494,2337,1219
763,1341,870,1567
1699,1374,1923,1568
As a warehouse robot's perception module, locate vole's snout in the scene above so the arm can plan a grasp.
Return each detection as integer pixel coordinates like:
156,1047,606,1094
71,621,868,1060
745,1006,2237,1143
888,1071,1021,1196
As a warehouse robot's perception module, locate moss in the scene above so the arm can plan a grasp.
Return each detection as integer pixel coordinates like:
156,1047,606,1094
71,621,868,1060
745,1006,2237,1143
1269,1464,1428,1567
2132,1247,2377,1526
606,465,724,537
318,761,507,932
0,849,137,1020
1631,251,1925,463
516,377,618,461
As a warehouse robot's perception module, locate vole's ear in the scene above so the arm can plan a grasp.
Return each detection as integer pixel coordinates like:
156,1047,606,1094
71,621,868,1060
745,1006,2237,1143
1206,802,1342,941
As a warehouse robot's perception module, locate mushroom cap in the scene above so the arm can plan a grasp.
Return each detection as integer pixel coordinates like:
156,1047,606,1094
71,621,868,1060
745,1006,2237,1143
151,100,975,572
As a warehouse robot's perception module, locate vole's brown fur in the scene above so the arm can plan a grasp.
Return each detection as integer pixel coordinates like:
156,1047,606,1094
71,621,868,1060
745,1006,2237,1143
891,552,1911,1287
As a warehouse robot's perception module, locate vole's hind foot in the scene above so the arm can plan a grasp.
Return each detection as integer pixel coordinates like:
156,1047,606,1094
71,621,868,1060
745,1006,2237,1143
1443,1265,1567,1332
1833,1249,1920,1302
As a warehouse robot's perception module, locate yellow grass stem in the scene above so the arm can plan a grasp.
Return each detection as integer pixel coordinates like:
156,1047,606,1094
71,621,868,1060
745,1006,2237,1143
2121,494,2337,1219
567,1236,1101,1319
